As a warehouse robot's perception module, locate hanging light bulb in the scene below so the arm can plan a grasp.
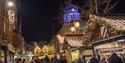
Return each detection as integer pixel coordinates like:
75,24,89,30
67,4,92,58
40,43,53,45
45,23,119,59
74,22,80,28
7,1,14,7
70,26,76,32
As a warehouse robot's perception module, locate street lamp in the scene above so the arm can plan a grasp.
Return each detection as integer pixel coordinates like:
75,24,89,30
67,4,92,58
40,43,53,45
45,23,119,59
7,1,14,7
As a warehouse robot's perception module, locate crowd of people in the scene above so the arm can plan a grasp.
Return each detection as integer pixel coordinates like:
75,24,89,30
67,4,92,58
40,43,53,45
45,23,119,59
13,51,125,63
14,55,67,63
0,50,125,63
88,51,125,63
70,50,125,63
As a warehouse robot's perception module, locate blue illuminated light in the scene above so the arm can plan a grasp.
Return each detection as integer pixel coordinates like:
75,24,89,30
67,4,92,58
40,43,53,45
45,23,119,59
64,4,81,23
71,8,76,11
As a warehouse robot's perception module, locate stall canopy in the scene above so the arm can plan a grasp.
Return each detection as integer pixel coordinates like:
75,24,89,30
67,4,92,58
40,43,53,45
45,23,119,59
94,15,125,31
65,35,84,47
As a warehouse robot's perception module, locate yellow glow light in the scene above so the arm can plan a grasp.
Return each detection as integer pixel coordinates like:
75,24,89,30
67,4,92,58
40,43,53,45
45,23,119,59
70,26,76,32
74,22,80,28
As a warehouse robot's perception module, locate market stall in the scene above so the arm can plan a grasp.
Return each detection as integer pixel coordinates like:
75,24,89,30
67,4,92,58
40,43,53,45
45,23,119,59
84,15,125,58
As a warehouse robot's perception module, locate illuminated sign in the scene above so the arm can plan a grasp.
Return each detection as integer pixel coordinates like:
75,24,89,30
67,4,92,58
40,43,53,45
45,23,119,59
64,4,81,23
72,50,79,61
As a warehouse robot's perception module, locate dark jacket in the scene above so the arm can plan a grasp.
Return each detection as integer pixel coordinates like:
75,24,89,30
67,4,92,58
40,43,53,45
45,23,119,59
59,58,67,63
44,56,50,63
108,53,123,63
90,57,99,63
78,58,84,63
51,58,59,63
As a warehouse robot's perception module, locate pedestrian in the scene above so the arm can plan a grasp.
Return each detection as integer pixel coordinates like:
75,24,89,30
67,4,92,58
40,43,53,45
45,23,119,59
15,58,22,63
100,55,108,63
22,59,26,63
0,57,3,63
119,54,125,63
78,59,83,63
44,55,50,63
31,56,40,63
62,56,67,63
108,50,123,63
78,57,84,63
82,56,86,63
39,58,44,63
51,55,58,63
59,55,67,63
89,54,99,63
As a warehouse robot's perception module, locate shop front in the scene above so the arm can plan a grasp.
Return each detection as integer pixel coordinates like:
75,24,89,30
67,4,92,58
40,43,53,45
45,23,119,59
94,39,125,57
0,42,15,63
0,45,7,63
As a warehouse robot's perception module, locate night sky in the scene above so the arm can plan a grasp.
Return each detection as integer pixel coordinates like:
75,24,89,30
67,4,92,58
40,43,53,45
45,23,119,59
18,0,125,42
19,0,62,42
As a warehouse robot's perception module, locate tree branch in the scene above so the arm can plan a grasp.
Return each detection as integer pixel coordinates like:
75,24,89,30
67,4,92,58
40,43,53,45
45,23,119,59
103,0,111,14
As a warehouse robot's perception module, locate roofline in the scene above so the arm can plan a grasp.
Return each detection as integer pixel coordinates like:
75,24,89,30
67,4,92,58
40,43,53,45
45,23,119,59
65,34,84,36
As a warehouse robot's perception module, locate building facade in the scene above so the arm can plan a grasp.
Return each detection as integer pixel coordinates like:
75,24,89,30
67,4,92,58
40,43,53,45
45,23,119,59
0,0,20,63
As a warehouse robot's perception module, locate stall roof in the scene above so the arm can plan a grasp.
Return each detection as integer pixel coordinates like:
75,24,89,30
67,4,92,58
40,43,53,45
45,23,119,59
65,35,84,47
94,15,125,31
58,23,71,35
84,15,125,45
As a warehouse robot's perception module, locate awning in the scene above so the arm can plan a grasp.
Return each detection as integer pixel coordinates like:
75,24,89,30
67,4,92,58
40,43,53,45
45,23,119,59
65,35,84,47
